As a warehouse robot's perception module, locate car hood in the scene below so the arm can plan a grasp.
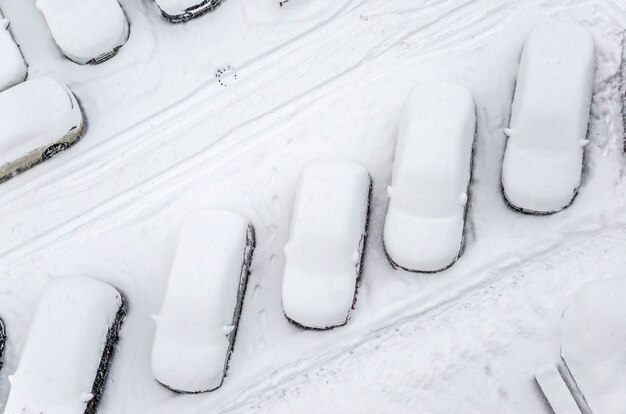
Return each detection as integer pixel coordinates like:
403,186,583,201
383,209,464,272
151,332,228,392
37,0,129,63
502,144,582,213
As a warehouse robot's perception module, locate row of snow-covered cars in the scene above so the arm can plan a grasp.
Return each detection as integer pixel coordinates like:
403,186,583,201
0,23,596,414
0,0,228,183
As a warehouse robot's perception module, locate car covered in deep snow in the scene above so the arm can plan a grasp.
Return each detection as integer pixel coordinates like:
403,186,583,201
0,10,27,92
0,77,84,183
560,277,626,413
36,0,130,64
0,317,5,372
151,209,255,393
501,24,596,214
154,0,223,23
4,276,125,414
282,159,371,330
383,82,476,273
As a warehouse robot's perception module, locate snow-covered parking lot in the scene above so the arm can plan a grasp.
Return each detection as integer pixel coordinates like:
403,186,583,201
0,0,625,412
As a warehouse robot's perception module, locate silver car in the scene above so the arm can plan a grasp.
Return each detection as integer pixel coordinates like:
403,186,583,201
0,77,84,183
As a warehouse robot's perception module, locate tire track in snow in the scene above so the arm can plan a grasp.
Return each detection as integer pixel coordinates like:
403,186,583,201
0,0,622,268
154,226,626,413
0,0,531,267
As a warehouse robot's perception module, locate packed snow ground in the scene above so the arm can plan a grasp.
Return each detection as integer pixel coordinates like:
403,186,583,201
0,0,624,413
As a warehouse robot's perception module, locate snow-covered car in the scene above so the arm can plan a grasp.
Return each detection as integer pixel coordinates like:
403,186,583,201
383,82,476,273
0,77,84,183
0,317,5,371
282,159,371,330
0,10,27,92
36,0,130,64
501,24,596,214
154,0,223,23
560,277,626,413
151,209,255,393
4,276,125,414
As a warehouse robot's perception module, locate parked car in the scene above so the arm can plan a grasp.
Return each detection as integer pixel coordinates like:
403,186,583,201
560,277,626,413
4,276,126,414
501,24,595,214
0,10,27,92
0,77,84,183
383,82,476,273
151,209,255,393
36,0,130,64
154,0,223,23
282,159,371,330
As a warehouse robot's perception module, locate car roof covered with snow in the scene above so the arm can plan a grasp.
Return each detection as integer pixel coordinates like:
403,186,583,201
384,82,475,272
36,0,129,64
501,24,595,213
151,208,253,393
4,276,123,414
0,77,83,168
282,159,370,329
0,11,27,92
561,277,626,414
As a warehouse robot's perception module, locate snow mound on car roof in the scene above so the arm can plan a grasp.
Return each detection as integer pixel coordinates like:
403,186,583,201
561,277,626,414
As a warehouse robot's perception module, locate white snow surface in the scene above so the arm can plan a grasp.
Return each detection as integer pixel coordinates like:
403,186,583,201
4,276,122,414
501,23,596,213
282,159,370,329
384,82,475,272
0,0,624,412
151,209,251,393
36,0,129,64
0,77,82,166
561,277,626,414
0,10,26,92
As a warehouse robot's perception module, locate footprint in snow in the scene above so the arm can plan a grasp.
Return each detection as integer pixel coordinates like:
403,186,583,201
215,65,237,87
